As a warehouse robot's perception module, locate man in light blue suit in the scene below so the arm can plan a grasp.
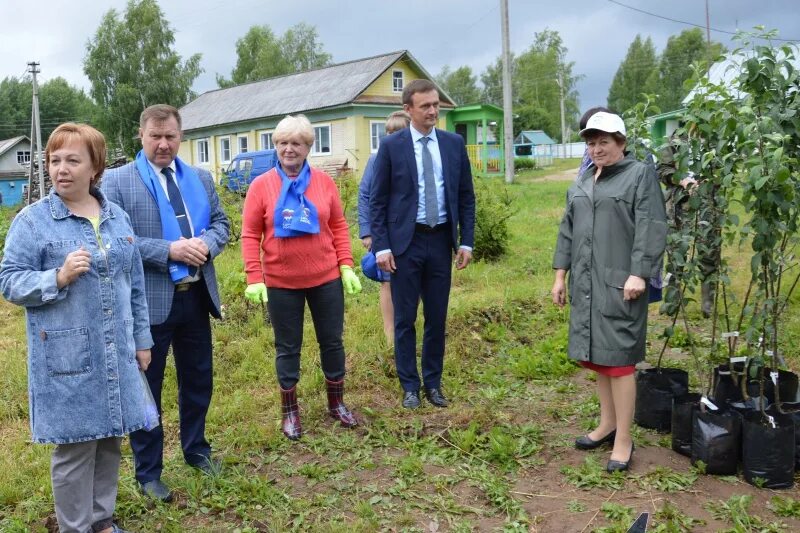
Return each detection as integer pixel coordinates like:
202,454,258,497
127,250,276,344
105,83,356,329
370,79,476,409
102,104,229,502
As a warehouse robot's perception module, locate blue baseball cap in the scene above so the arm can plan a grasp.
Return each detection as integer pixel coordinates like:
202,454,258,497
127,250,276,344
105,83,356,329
360,251,391,282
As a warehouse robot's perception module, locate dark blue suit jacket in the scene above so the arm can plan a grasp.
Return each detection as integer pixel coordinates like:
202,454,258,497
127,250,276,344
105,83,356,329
369,127,475,256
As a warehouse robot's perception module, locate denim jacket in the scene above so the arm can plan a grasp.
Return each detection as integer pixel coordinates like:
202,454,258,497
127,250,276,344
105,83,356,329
0,188,154,444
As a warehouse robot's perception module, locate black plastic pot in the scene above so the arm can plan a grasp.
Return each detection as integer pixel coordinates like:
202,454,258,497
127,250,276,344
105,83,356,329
729,395,768,415
781,402,800,471
635,368,689,431
741,409,795,489
671,393,701,457
711,363,743,404
691,406,742,475
745,369,800,405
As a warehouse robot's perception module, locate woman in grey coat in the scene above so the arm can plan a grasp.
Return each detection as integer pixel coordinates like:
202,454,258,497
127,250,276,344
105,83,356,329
551,112,666,473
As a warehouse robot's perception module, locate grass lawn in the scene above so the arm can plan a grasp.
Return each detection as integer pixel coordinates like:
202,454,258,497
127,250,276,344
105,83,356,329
1,158,799,532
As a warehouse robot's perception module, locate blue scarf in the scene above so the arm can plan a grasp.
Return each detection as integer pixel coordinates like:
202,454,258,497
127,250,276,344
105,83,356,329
134,151,211,282
273,161,320,238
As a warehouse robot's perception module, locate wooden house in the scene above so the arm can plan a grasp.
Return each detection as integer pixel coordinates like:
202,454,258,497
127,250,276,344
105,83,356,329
178,51,455,181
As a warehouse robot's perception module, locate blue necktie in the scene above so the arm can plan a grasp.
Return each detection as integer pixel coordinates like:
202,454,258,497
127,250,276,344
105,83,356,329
420,137,438,227
162,167,197,276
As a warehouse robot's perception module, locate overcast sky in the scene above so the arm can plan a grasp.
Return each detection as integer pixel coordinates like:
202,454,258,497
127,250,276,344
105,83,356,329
2,0,799,115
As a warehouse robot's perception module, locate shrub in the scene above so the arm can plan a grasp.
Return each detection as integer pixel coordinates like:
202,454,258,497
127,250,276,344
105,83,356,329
473,178,515,262
514,158,536,171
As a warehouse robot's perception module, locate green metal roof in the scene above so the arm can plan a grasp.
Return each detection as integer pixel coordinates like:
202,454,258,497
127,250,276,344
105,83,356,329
514,130,556,145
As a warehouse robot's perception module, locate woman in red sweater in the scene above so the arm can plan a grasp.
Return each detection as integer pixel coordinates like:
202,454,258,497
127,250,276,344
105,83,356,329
241,114,362,440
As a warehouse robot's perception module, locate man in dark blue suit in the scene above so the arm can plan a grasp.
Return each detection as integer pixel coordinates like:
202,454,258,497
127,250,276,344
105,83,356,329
370,79,476,409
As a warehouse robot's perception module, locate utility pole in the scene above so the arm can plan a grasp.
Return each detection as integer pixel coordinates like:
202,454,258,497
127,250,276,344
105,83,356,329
27,61,45,203
705,0,713,73
557,67,567,159
500,0,514,183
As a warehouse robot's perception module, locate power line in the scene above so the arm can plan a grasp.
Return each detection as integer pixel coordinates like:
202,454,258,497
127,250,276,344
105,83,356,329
607,0,800,42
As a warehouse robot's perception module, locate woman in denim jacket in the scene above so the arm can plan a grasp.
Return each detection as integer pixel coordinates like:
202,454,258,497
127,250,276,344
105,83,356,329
0,123,153,533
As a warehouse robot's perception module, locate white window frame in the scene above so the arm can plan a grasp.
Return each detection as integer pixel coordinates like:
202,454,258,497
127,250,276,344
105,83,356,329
196,139,209,164
219,137,231,163
238,135,249,154
312,124,331,155
260,131,274,150
392,70,404,92
16,150,31,164
369,121,386,153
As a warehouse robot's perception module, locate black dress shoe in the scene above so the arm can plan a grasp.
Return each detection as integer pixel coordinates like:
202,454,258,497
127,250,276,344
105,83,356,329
402,390,421,409
140,479,173,502
607,442,635,473
425,388,449,407
189,455,222,475
575,429,616,450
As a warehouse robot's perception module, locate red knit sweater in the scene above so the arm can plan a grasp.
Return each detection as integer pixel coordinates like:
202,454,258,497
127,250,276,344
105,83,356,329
241,167,354,289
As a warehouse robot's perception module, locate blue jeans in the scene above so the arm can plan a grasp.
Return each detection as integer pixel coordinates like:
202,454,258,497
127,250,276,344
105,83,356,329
267,278,346,389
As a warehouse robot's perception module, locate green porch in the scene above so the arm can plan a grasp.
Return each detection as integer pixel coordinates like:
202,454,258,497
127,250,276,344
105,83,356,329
445,103,505,177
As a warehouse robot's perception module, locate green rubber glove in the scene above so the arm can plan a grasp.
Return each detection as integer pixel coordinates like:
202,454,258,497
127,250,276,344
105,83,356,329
340,265,362,295
244,282,268,304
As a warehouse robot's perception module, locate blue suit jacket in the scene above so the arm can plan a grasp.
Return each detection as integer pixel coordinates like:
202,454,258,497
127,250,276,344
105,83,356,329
101,162,230,325
370,127,475,256
357,154,377,239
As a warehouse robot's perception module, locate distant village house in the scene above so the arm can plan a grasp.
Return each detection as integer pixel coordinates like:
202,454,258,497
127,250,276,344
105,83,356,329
177,51,456,180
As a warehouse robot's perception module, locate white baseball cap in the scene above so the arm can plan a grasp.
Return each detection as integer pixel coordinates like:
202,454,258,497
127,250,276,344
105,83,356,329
579,111,627,138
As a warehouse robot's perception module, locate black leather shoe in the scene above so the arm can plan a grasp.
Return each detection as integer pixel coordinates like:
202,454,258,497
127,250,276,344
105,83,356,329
606,442,635,473
140,479,173,502
402,390,421,409
425,388,449,407
575,429,616,450
189,455,222,475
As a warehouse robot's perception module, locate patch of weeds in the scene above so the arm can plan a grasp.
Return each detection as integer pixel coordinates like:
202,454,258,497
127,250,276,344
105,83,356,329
593,524,628,533
554,382,578,394
560,457,627,490
354,496,381,522
692,460,706,475
478,383,512,403
0,518,29,533
445,423,543,470
483,322,509,342
450,520,476,533
652,500,706,532
704,495,786,533
297,461,333,482
567,499,587,513
485,426,520,469
769,496,800,518
462,465,527,522
507,329,577,381
502,519,530,532
636,466,697,493
395,454,425,482
657,435,672,448
601,502,634,522
666,326,694,348
448,422,481,453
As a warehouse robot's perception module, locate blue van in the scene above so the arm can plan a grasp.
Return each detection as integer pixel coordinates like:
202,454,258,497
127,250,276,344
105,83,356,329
225,149,278,191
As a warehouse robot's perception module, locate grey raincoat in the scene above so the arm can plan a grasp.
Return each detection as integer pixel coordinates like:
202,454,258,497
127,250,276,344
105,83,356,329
553,153,667,366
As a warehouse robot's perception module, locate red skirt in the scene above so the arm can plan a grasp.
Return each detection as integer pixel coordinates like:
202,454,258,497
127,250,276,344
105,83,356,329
580,361,636,377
